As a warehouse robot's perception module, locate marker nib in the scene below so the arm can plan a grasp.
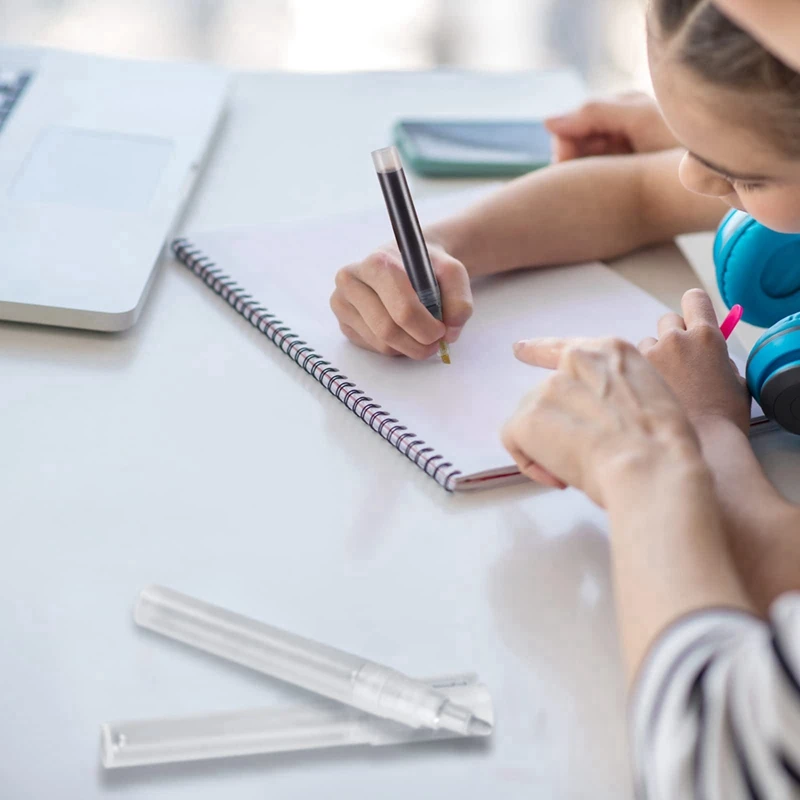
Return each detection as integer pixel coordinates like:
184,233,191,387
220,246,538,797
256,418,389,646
437,701,493,737
438,341,451,364
467,717,493,737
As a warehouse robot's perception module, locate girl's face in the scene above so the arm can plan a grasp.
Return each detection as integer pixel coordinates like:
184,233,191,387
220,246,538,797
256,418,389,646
649,29,800,233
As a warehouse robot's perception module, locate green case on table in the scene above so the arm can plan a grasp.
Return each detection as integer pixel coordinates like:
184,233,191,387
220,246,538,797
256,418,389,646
392,119,551,178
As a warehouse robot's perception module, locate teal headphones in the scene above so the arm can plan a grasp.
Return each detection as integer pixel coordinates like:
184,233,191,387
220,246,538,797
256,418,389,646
713,209,800,433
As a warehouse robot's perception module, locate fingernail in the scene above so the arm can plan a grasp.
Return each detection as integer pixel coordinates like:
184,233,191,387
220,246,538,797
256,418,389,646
515,337,557,351
513,339,530,354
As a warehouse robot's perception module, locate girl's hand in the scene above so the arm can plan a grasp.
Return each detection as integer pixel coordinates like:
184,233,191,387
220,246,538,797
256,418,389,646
502,338,703,506
638,289,751,435
545,92,679,163
330,242,472,359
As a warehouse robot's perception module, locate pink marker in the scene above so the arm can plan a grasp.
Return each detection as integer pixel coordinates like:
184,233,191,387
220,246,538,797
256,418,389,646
720,304,744,340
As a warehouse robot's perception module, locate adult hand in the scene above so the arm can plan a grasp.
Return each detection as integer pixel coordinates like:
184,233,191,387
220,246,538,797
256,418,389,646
502,338,702,506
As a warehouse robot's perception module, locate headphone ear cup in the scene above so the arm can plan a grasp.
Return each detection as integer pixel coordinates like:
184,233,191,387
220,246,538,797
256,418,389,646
746,313,800,434
714,212,800,329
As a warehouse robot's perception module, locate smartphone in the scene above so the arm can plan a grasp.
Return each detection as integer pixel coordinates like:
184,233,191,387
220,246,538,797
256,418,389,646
393,119,552,178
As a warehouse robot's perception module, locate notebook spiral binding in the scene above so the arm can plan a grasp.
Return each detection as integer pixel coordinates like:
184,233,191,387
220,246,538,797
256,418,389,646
172,238,462,491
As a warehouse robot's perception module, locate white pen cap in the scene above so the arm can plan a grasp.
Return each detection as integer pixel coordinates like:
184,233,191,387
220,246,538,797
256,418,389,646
101,675,494,769
372,145,403,173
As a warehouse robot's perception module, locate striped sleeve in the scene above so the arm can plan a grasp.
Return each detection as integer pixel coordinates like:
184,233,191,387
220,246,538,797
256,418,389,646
630,592,800,800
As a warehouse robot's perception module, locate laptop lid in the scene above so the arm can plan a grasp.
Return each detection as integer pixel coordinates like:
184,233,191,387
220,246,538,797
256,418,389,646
0,46,228,331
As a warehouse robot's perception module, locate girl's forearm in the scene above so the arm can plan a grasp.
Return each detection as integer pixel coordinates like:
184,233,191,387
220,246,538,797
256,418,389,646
604,455,754,680
426,150,725,279
426,155,653,278
695,416,800,613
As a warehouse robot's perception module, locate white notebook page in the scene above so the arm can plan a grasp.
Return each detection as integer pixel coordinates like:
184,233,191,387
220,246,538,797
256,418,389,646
186,191,673,487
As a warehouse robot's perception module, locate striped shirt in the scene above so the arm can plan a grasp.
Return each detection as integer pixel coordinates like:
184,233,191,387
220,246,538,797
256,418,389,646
631,593,800,799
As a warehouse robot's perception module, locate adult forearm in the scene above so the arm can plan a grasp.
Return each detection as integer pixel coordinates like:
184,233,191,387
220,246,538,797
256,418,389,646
604,454,754,680
695,416,800,613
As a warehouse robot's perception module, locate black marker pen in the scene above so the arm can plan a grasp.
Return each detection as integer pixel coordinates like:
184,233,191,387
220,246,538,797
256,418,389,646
372,146,451,364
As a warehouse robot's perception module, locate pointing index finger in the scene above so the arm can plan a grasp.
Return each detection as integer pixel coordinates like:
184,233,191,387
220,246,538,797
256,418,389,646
513,338,566,369
681,288,719,329
513,337,603,369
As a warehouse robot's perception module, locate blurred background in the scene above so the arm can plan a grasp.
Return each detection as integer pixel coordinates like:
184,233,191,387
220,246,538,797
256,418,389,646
0,0,650,93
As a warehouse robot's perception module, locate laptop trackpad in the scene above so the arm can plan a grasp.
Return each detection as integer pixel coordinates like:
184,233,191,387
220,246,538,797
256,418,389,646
11,126,173,212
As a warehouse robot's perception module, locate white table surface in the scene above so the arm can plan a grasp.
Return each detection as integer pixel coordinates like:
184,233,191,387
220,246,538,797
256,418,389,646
2,70,799,800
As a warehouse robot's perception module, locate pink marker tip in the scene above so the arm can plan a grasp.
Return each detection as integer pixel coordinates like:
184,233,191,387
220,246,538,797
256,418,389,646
720,304,744,340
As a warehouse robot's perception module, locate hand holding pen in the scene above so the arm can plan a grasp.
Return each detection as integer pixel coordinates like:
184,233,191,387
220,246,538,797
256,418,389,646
330,148,473,360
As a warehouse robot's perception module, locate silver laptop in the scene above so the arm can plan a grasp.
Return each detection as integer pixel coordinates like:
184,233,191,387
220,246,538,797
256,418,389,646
0,46,228,331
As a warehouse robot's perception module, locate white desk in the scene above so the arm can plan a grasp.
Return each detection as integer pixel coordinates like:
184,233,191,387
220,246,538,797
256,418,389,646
2,70,799,800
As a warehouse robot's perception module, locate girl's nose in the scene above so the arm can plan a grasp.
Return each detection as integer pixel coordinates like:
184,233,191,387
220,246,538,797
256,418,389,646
679,152,734,197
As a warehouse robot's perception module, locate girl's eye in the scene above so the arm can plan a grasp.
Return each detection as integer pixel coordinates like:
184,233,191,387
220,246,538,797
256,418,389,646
734,180,765,193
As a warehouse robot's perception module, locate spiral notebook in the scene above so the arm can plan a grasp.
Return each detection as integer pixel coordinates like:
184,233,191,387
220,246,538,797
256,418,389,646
172,190,763,492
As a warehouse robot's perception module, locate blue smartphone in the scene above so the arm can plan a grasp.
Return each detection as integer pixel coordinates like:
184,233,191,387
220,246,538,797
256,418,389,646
393,119,552,178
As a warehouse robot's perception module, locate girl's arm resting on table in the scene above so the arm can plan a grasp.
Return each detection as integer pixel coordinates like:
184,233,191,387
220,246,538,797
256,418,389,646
630,593,800,799
427,148,727,278
694,416,800,614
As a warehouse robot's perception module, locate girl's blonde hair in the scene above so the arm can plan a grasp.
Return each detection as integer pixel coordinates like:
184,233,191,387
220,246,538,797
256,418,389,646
653,0,800,154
